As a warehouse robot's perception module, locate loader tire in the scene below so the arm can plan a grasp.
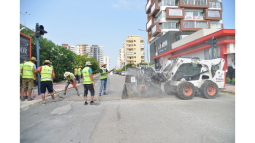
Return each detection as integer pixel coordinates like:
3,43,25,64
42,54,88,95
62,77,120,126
201,81,219,99
164,81,172,95
177,82,195,100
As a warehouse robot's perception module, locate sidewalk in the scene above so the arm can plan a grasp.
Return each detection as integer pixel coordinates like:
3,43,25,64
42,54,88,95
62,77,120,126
222,84,235,93
20,74,99,111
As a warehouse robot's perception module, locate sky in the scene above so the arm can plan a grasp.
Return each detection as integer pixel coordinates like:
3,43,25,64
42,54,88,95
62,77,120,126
20,0,235,69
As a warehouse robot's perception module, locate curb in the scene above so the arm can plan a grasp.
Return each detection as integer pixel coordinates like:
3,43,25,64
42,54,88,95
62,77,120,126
220,90,235,94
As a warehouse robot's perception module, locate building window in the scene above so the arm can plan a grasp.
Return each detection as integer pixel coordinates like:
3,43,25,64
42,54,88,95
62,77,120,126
158,0,177,6
209,2,221,8
183,21,208,28
208,10,220,17
169,9,182,16
154,11,166,23
210,23,221,29
134,48,136,50
182,0,207,5
134,56,136,58
185,11,204,19
134,44,136,46
175,35,188,41
159,22,179,29
134,52,136,54
134,40,136,42
162,40,167,47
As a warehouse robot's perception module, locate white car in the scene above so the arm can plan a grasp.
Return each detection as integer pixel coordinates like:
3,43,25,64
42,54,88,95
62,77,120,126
121,71,126,76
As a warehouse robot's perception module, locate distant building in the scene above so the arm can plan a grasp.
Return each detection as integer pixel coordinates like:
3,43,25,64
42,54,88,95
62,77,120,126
123,36,145,65
117,56,120,69
62,44,68,49
76,44,88,56
85,45,104,65
103,56,111,71
70,46,76,53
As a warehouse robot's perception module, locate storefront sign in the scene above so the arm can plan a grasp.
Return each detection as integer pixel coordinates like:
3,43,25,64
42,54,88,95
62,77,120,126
20,34,31,63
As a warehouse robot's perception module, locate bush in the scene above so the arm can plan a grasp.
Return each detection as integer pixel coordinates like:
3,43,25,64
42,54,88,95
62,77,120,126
226,77,231,84
231,78,235,85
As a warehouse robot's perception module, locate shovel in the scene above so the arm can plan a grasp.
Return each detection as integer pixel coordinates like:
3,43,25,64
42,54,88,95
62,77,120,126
93,86,99,106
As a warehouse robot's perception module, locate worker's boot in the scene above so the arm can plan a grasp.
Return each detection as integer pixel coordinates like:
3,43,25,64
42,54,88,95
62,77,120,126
27,97,33,101
20,96,25,101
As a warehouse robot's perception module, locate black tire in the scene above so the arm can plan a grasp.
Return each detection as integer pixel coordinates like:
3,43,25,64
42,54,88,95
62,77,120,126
176,82,195,100
201,81,219,99
164,81,172,95
199,81,210,96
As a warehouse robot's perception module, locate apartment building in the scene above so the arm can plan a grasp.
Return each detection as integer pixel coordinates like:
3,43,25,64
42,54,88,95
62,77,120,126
123,36,145,65
76,44,88,56
62,44,68,49
85,45,104,65
70,46,76,53
117,56,120,69
119,47,125,69
146,0,223,66
103,56,111,71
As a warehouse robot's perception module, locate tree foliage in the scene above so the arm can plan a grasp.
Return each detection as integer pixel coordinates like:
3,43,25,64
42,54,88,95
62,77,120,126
121,63,136,71
20,25,100,82
136,62,153,67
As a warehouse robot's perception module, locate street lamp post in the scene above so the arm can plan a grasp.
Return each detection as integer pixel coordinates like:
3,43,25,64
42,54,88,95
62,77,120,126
20,12,31,26
138,29,149,68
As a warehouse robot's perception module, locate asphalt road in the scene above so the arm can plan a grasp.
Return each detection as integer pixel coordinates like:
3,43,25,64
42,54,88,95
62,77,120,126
20,75,235,143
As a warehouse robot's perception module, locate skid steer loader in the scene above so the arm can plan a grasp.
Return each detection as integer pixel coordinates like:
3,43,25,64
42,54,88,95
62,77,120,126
122,57,226,100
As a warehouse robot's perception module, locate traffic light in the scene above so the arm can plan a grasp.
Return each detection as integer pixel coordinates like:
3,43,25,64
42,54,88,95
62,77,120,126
35,25,47,38
213,38,217,47
39,25,47,36
35,25,40,38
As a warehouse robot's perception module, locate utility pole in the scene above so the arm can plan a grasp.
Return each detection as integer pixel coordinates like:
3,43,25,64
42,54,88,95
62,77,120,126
20,12,31,26
35,23,47,95
36,23,41,95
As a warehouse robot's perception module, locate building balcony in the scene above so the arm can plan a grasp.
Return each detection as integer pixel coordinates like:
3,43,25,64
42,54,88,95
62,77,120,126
141,52,145,55
166,7,185,19
146,18,154,31
179,0,209,9
126,52,134,55
126,44,134,47
151,22,162,37
127,58,135,61
180,20,210,31
146,0,153,14
204,9,222,21
209,2,222,11
150,0,160,16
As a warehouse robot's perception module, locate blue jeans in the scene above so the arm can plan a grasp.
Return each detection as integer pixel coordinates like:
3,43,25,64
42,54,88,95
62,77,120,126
78,75,81,83
100,79,107,93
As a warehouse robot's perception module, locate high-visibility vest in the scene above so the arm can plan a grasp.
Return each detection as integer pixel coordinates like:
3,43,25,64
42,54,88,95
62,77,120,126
20,63,23,76
22,62,34,79
78,68,81,75
41,65,52,81
83,67,93,84
66,73,74,82
100,68,107,79
50,65,55,77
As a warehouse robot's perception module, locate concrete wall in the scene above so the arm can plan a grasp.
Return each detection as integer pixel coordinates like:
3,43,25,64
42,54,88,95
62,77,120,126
172,29,221,49
181,50,205,60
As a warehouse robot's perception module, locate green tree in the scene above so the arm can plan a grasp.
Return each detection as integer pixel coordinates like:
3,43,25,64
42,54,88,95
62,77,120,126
136,62,153,67
20,25,99,82
122,63,135,71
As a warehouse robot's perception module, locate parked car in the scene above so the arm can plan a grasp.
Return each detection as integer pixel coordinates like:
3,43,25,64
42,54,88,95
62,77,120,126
121,71,126,76
119,71,122,75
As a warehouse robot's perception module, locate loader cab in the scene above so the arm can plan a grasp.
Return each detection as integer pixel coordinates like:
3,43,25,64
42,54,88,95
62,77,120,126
172,62,202,81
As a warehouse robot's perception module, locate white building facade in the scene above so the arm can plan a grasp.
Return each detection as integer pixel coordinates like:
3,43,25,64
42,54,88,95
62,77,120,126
103,56,111,71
